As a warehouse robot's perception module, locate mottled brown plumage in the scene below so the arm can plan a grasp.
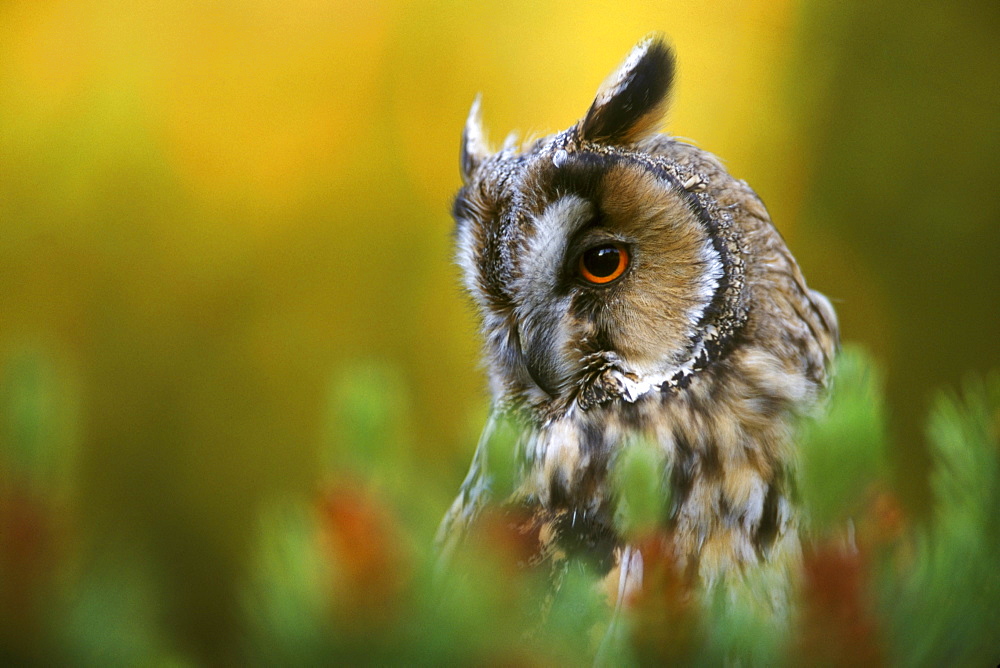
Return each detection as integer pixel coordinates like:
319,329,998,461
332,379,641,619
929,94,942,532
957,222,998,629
438,35,838,620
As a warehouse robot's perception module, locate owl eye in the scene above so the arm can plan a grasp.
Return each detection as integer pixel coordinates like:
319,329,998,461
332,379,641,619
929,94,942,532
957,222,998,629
579,243,629,284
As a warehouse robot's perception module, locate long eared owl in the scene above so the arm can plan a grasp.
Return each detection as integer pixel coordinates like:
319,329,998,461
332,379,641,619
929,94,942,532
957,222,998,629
437,36,838,613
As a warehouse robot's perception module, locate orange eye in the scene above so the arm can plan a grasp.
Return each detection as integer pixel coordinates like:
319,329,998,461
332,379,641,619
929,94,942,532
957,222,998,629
579,243,629,284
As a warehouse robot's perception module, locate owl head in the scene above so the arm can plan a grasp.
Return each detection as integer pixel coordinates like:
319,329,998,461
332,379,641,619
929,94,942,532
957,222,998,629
453,36,832,419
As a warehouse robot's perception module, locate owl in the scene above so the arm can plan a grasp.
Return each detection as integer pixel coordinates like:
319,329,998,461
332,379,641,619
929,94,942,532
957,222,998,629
437,35,838,622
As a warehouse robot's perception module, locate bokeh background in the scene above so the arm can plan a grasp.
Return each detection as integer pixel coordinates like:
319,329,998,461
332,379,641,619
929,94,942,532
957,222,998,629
1,0,997,662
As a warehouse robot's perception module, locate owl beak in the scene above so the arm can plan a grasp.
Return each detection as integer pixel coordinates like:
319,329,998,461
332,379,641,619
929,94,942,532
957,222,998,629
524,354,559,397
518,319,571,398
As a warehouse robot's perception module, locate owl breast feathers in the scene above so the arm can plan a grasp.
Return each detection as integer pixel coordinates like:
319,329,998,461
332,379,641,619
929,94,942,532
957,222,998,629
438,36,838,611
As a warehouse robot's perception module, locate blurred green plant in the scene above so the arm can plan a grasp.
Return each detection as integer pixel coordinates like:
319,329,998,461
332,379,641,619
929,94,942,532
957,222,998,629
241,348,1000,665
0,347,78,662
610,435,670,539
883,374,1000,665
0,346,80,497
4,347,999,664
798,345,888,530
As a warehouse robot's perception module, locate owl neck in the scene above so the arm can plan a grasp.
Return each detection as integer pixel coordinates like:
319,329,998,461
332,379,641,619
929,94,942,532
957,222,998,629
512,344,811,578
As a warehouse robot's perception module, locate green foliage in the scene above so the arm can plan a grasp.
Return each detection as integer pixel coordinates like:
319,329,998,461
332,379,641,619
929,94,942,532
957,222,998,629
3,347,1000,664
884,373,1000,665
702,574,787,667
0,346,79,495
610,435,670,538
55,554,184,667
245,503,337,664
477,407,527,501
798,345,887,529
325,360,412,481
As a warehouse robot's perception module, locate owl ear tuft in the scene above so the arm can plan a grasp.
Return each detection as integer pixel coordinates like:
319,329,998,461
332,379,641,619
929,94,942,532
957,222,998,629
579,35,675,145
460,94,490,183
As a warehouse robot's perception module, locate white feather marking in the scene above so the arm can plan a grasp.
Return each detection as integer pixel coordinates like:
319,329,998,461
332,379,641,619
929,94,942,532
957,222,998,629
740,476,767,534
594,233,724,406
521,196,591,285
463,94,489,161
688,236,724,327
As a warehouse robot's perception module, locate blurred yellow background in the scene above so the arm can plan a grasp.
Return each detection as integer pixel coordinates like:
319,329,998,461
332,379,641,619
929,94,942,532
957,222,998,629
1,0,997,660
